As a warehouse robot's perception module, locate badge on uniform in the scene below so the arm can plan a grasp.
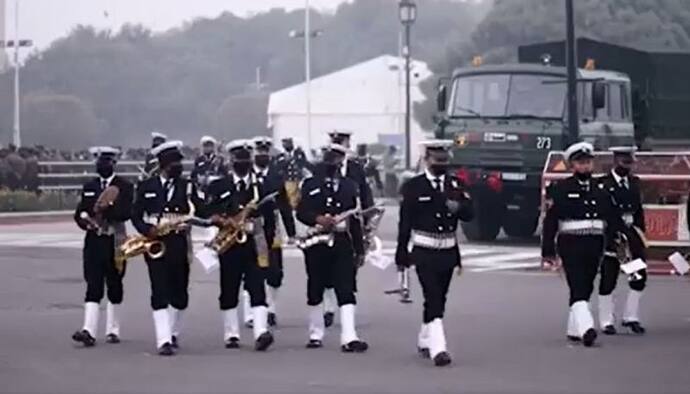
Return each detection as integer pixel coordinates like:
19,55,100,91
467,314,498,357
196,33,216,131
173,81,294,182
83,191,96,197
418,196,431,202
567,193,580,198
309,188,320,196
144,192,157,199
668,252,690,276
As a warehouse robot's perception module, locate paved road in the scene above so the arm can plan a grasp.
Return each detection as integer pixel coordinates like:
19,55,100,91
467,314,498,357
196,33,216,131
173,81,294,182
2,217,690,394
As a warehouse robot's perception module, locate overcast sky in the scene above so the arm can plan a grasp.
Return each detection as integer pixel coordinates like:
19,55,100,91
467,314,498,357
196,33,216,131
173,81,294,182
3,0,351,51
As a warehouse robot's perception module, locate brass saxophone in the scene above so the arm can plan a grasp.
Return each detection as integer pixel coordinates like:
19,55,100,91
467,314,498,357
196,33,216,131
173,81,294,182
284,180,300,209
296,205,383,250
116,201,196,270
206,191,280,255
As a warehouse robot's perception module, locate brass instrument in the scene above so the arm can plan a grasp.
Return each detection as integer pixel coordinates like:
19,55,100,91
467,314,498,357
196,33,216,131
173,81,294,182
284,180,300,209
296,205,382,250
206,191,280,255
116,201,197,269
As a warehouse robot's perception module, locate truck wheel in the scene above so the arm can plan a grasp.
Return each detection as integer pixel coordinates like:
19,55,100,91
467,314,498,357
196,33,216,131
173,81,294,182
461,200,503,242
503,212,538,238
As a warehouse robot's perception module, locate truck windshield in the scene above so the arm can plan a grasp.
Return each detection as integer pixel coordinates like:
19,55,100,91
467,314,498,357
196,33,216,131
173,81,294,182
451,74,566,119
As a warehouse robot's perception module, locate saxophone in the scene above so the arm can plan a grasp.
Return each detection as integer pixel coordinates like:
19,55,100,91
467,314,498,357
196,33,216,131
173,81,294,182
116,201,197,271
206,191,280,255
284,180,300,209
296,205,383,250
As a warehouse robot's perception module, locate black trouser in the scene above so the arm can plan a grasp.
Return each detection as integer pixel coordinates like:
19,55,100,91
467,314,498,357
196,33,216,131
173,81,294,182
599,255,647,295
219,238,267,310
558,234,604,306
412,247,458,323
265,247,284,289
83,232,125,304
146,233,190,311
304,234,356,307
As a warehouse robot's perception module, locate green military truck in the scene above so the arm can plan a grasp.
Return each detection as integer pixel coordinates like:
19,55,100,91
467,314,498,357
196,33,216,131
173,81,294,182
435,38,639,241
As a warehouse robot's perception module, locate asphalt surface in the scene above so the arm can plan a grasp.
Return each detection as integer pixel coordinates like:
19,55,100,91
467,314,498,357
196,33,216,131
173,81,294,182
2,214,690,394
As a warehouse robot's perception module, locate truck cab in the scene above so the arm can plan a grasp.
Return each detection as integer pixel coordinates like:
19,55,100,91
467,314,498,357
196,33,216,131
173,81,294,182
435,63,634,241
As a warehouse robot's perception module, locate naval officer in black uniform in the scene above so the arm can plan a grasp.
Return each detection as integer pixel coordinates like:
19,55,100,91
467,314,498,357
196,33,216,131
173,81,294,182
204,140,277,351
297,143,368,353
542,142,626,348
253,136,297,327
395,140,474,367
191,135,227,191
143,131,167,178
597,146,648,335
132,140,200,356
321,130,373,327
72,147,134,347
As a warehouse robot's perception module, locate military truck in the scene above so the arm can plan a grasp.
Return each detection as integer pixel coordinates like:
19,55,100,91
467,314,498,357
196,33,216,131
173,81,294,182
435,40,636,241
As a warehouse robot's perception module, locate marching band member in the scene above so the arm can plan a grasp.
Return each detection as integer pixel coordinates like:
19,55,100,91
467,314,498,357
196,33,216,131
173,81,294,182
253,136,297,326
395,140,474,367
597,146,648,335
191,135,227,191
204,140,276,351
297,144,368,352
132,141,199,356
321,130,373,327
542,142,626,348
143,131,167,177
72,147,134,347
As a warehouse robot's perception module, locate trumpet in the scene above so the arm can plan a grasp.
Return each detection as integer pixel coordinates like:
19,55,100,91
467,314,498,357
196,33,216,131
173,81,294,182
206,191,279,255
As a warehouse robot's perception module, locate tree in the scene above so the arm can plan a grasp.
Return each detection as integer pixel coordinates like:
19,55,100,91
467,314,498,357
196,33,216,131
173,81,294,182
21,94,102,148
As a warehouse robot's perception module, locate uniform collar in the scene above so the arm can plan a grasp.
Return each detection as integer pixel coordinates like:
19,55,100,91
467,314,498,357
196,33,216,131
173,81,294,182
232,172,251,185
100,174,115,186
254,166,269,177
159,175,172,186
611,169,628,185
425,169,445,184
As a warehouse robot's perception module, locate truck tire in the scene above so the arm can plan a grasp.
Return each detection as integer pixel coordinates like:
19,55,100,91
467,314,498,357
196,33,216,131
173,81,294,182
461,198,503,241
503,212,539,238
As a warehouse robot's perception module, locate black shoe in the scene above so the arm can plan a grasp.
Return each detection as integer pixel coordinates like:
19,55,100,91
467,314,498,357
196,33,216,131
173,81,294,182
72,330,96,347
158,342,175,356
567,335,581,343
417,347,430,359
245,320,254,329
433,351,452,367
583,328,598,347
171,335,179,349
341,340,368,353
622,321,646,335
602,325,617,335
105,333,120,344
324,312,335,328
268,312,277,327
306,339,323,349
225,337,240,349
255,332,274,351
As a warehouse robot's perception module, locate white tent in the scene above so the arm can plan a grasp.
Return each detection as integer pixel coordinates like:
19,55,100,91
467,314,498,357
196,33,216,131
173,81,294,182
267,55,432,163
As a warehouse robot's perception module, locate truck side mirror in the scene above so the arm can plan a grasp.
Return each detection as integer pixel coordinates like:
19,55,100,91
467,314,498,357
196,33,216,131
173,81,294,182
592,82,606,110
437,85,448,112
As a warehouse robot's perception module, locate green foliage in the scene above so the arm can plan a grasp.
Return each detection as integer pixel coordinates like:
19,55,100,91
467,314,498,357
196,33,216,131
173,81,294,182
0,190,79,212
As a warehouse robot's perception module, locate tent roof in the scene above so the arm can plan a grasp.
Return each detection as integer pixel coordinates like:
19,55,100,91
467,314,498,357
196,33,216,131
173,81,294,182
268,55,431,115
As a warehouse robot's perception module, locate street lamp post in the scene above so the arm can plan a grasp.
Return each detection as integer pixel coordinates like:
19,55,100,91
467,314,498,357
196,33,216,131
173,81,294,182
2,0,32,148
399,0,417,170
289,5,323,153
565,0,579,145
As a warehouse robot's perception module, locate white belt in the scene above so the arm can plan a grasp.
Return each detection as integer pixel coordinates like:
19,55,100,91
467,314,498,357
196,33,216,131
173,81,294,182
411,231,457,250
558,219,605,235
622,213,634,226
